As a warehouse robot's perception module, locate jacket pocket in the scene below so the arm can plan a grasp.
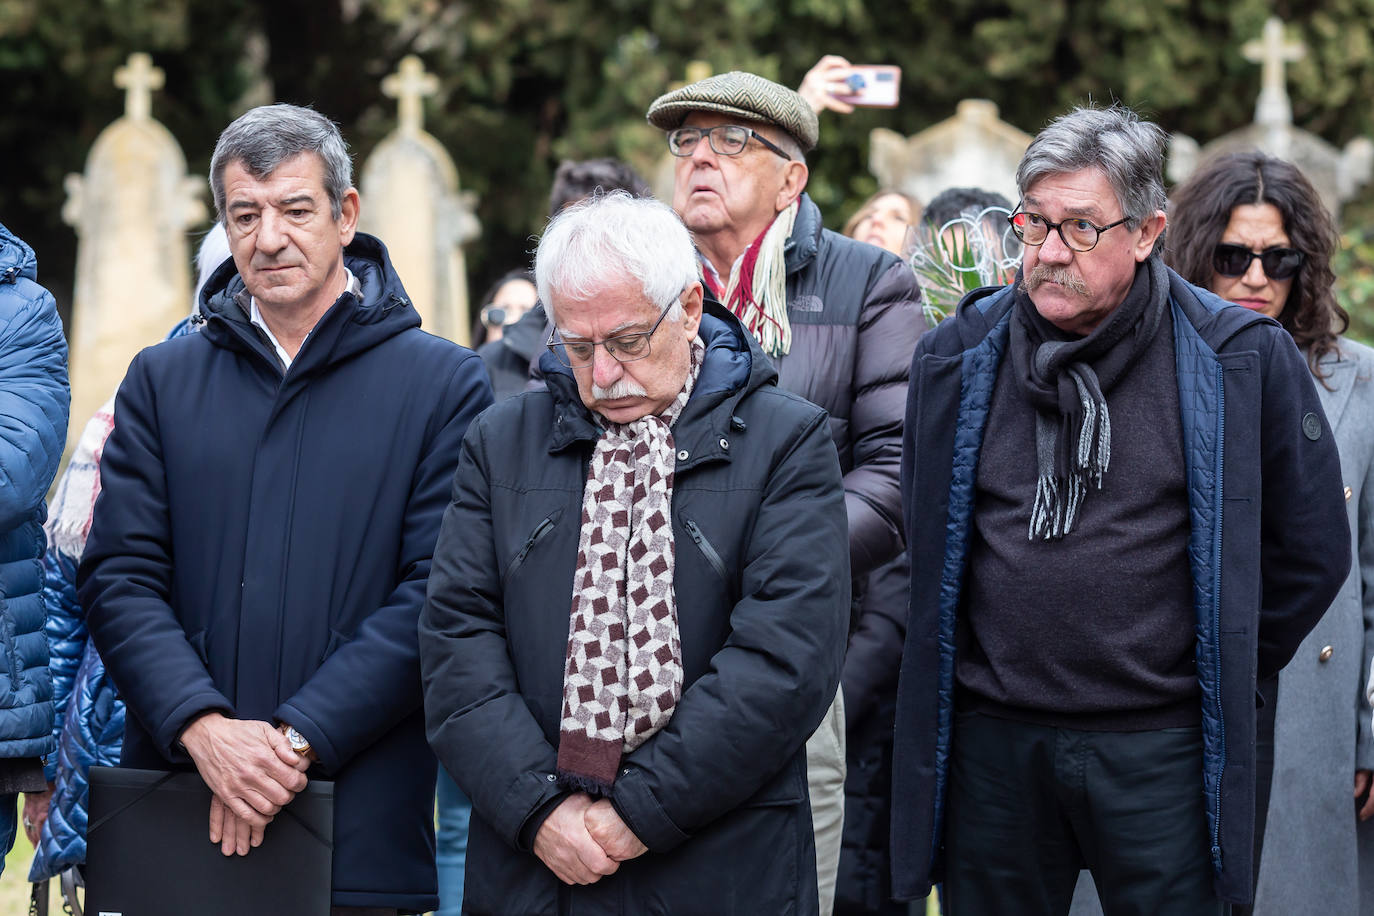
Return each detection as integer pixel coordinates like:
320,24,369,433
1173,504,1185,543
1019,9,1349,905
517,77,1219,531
503,508,564,588
682,518,727,583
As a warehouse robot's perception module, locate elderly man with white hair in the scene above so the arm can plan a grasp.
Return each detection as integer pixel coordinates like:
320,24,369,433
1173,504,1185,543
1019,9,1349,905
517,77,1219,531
421,191,850,915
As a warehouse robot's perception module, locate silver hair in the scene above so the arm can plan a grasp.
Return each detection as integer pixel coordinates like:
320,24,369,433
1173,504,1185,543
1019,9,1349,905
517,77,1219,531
536,191,698,322
1016,104,1167,227
209,104,353,223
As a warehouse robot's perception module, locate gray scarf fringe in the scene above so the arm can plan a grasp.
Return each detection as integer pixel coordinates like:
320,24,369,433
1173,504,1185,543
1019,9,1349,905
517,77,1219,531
1029,364,1112,540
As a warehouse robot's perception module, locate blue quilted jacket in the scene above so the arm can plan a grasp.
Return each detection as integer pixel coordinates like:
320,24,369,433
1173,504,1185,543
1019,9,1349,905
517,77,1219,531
0,221,68,763
891,268,1351,906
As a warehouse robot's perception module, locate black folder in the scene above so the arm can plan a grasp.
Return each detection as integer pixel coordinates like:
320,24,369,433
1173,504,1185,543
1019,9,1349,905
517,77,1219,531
85,765,333,916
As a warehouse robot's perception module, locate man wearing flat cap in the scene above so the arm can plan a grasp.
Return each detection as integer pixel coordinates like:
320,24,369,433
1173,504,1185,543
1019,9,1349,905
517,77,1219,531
648,71,923,914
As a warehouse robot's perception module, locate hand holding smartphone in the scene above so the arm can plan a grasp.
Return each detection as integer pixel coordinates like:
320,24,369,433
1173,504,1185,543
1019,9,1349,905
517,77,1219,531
831,65,901,108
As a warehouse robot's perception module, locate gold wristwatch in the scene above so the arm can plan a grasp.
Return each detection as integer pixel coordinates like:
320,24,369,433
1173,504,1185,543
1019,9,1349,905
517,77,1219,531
282,723,312,757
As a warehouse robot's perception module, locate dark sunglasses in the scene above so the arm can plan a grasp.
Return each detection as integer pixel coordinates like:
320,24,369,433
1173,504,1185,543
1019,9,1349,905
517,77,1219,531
1212,243,1304,280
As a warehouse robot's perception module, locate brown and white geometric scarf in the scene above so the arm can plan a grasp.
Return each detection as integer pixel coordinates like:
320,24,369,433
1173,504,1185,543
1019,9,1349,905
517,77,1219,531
556,337,705,793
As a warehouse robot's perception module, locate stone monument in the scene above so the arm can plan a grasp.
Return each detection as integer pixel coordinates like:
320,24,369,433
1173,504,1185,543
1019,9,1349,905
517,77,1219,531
868,99,1032,208
359,55,479,344
1168,16,1373,218
63,52,205,458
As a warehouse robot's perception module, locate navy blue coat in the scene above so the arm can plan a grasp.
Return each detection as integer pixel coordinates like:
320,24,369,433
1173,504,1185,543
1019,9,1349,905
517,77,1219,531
891,269,1351,905
0,221,68,763
79,234,493,911
421,304,850,915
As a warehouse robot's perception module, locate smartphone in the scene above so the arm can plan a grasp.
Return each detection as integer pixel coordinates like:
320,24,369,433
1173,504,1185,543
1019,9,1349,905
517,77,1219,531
832,65,901,108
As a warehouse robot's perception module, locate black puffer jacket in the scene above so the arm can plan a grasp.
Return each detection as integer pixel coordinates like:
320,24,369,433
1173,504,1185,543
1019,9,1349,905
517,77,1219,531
420,303,851,915
776,194,923,580
775,195,923,913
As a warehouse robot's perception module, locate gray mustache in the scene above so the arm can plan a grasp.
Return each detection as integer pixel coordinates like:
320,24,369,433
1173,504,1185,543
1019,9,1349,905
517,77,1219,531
1024,266,1090,297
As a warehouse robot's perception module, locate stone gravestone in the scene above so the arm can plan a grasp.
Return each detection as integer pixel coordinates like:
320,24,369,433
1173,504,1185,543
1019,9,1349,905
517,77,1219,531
63,52,205,458
869,99,1032,208
1168,16,1373,219
359,55,479,344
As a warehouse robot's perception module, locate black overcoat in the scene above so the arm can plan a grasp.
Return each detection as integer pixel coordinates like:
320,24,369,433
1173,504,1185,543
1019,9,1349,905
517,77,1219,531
421,304,851,915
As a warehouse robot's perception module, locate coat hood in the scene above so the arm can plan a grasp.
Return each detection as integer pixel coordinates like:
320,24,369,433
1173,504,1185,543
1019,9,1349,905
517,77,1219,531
198,233,420,374
0,222,38,286
538,296,777,451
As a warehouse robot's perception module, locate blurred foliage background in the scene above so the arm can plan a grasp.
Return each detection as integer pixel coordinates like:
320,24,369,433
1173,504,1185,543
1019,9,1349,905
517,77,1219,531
3,0,1374,335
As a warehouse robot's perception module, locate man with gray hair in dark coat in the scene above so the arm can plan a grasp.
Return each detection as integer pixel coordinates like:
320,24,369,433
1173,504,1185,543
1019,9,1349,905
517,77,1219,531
647,70,922,914
421,192,850,914
891,105,1350,914
80,103,492,913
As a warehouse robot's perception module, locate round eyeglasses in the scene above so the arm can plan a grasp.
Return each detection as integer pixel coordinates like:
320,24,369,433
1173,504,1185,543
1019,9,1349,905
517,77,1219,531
1007,210,1130,253
546,299,678,369
1211,244,1304,280
667,125,792,161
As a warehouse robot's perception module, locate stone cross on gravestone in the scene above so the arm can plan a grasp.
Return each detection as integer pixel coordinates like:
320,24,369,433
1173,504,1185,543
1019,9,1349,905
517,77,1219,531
1167,16,1372,219
360,56,478,344
1243,17,1304,128
382,55,439,136
63,52,205,464
114,52,164,122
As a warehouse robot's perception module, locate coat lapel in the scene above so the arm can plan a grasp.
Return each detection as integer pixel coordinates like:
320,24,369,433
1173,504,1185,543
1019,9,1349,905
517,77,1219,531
1315,353,1357,433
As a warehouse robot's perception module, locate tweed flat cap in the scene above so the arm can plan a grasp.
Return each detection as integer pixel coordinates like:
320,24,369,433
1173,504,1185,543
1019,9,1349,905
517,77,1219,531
647,71,819,153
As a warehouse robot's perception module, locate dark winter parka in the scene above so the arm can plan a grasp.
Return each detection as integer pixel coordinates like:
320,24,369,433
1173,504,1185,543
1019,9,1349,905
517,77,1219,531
891,270,1350,906
78,234,493,912
420,302,850,915
774,195,924,912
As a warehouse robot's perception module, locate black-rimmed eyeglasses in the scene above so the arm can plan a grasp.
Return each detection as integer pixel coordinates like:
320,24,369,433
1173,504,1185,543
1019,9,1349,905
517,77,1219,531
546,298,679,368
1211,244,1304,280
1007,210,1130,252
667,125,792,161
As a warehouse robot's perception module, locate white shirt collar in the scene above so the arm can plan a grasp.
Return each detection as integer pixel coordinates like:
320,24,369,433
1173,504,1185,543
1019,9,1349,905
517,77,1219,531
249,267,359,370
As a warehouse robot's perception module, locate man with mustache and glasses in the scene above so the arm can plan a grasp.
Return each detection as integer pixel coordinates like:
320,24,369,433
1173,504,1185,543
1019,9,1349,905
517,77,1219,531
891,105,1351,915
647,70,922,916
420,192,849,914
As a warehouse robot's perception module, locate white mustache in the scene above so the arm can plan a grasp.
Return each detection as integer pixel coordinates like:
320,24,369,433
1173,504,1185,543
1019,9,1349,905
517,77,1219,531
592,379,648,400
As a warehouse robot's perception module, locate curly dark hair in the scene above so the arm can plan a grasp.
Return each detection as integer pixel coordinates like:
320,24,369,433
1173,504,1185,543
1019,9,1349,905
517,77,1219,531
1166,150,1344,379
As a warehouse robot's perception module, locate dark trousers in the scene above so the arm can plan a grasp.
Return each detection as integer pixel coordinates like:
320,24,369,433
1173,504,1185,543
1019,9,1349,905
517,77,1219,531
330,909,398,915
943,712,1226,916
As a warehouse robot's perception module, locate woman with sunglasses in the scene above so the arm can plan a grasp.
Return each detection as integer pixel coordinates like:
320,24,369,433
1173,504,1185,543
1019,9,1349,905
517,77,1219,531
1168,150,1374,915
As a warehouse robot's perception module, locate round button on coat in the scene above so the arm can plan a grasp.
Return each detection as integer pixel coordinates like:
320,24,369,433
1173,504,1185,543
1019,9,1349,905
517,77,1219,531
1319,645,1334,662
1302,412,1323,441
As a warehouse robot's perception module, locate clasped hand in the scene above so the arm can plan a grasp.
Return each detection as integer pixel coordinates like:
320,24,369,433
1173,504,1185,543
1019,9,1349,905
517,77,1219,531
533,793,647,885
180,712,311,856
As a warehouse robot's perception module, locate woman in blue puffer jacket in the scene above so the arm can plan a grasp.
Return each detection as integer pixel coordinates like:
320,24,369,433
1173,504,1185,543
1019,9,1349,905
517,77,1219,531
0,219,69,875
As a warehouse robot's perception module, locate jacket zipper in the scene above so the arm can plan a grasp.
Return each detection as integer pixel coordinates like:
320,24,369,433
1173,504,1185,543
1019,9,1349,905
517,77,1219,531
504,516,557,585
1210,361,1226,871
683,518,727,581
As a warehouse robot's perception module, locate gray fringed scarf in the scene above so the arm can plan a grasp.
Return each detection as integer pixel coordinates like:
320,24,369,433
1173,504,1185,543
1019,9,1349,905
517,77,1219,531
1009,255,1167,539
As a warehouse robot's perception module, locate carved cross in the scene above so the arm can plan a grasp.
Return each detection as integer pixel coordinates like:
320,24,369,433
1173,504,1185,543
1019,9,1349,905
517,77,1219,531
1243,17,1304,105
114,52,164,122
383,55,439,135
